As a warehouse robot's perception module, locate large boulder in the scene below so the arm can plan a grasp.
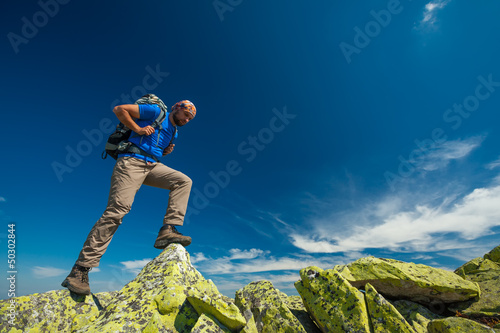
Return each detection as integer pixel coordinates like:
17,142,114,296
391,300,443,333
280,295,321,333
235,280,307,333
427,317,500,333
451,244,500,317
0,289,115,332
1,244,241,333
484,244,500,263
335,257,480,305
295,266,371,333
190,314,232,333
364,283,416,333
187,289,246,331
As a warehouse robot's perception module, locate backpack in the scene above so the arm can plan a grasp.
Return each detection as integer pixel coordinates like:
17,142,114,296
101,94,168,161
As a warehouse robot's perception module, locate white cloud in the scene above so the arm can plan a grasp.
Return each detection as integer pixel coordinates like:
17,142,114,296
486,157,500,170
290,181,500,254
194,250,347,275
120,259,152,275
191,252,209,264
32,266,67,278
228,248,269,260
419,136,483,171
420,0,451,27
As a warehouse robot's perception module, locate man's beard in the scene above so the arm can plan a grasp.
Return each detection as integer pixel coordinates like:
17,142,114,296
172,111,185,127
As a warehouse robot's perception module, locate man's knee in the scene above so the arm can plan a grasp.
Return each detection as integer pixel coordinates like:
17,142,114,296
101,204,131,222
182,175,192,188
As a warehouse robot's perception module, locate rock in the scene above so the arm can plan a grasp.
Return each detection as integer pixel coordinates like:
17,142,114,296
364,283,416,333
280,295,321,333
3,242,499,332
1,244,242,333
335,257,480,305
427,316,500,333
485,245,500,263
295,266,371,333
187,289,246,331
235,280,307,333
451,244,500,317
191,313,231,333
0,289,112,332
392,300,443,333
74,244,210,332
455,258,500,278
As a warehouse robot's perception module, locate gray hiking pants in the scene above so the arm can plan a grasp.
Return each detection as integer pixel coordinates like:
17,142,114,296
76,156,192,268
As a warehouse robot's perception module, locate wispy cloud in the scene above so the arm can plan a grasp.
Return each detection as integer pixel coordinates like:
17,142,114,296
120,259,152,275
415,0,451,30
0,197,5,202
193,249,352,275
486,157,500,170
420,0,451,27
32,266,67,278
417,136,483,172
290,181,500,254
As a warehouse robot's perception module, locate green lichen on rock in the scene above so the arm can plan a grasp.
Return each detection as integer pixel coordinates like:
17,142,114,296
295,266,371,333
455,258,500,278
235,280,307,333
364,283,416,333
427,316,500,333
191,313,231,333
0,289,109,332
280,295,321,333
484,245,500,263
187,289,246,331
392,300,443,333
75,244,213,332
335,256,480,305
0,244,237,333
142,310,168,333
451,244,500,317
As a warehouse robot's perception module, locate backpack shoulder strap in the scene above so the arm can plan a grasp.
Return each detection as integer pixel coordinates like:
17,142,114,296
169,126,177,146
150,108,166,130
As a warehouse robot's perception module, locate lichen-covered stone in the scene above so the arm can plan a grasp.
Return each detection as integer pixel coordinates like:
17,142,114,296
335,257,480,305
280,295,321,333
364,283,416,333
450,244,500,317
236,280,307,333
449,269,500,317
187,289,246,331
191,313,231,333
0,289,110,332
484,245,500,263
427,316,500,333
75,244,215,332
392,300,443,333
142,310,168,333
295,266,371,333
0,244,239,333
455,257,500,278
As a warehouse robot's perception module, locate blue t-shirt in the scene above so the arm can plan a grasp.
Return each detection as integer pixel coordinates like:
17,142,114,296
119,104,178,163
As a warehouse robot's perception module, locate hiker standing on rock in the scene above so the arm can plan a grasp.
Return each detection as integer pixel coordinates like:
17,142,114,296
62,94,196,296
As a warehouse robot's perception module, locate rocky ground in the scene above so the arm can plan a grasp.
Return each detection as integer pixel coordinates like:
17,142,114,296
1,243,499,332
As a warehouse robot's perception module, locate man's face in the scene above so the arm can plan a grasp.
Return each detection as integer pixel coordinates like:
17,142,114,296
172,109,194,127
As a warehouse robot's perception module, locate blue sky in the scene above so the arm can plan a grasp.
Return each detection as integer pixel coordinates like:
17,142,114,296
1,0,500,298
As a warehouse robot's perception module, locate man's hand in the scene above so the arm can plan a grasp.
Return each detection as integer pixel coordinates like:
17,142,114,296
136,125,155,136
163,144,175,156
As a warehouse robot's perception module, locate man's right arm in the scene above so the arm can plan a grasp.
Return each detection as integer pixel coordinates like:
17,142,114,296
113,104,154,136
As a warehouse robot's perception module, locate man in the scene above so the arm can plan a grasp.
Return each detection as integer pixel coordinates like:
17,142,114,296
61,95,196,295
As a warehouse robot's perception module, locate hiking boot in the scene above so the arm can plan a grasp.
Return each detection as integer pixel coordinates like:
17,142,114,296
154,225,192,249
61,264,91,295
